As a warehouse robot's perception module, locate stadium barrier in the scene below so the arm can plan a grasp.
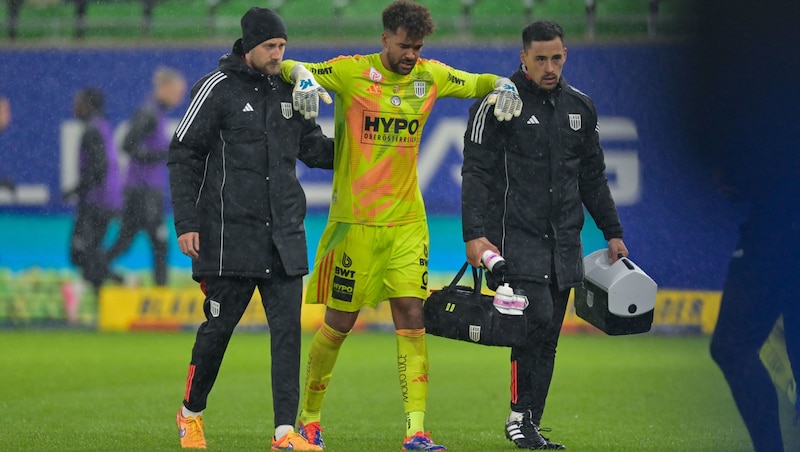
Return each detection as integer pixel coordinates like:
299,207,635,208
92,284,721,334
0,262,720,334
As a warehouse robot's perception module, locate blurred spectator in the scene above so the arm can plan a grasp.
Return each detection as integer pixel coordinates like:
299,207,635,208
6,0,23,40
63,88,122,296
0,96,10,132
75,0,87,39
0,95,13,198
142,0,156,37
692,1,800,451
105,67,186,286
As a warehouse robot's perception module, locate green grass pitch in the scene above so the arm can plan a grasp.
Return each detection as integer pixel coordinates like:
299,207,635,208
0,330,793,451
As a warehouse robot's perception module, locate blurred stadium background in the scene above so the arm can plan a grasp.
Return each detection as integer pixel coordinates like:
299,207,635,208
0,0,708,329
2,0,695,44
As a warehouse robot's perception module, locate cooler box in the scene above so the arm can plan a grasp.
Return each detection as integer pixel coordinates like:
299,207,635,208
574,249,657,335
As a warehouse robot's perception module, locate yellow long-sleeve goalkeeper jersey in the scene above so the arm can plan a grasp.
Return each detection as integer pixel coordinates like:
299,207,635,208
282,54,498,226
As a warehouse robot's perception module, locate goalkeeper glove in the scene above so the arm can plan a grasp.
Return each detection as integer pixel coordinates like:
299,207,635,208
290,64,332,120
486,77,523,122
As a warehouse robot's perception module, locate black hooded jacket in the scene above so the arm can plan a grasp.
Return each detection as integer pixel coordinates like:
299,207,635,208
168,39,334,280
461,70,622,289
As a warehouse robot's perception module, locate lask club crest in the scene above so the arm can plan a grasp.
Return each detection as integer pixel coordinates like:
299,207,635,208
469,324,482,342
281,102,293,119
413,81,426,98
568,113,581,131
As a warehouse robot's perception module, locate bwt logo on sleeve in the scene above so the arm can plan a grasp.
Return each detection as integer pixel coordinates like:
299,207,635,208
447,73,465,86
312,66,333,75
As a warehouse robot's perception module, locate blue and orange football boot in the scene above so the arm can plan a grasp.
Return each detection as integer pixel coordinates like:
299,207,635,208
402,431,446,451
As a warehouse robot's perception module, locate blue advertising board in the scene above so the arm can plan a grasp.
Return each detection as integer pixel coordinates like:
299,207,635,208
0,44,742,290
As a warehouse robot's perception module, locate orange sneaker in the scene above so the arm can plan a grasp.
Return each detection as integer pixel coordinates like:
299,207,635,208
176,409,207,449
271,430,323,451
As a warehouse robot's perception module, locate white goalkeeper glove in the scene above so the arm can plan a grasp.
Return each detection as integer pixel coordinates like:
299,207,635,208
290,64,332,120
486,77,523,122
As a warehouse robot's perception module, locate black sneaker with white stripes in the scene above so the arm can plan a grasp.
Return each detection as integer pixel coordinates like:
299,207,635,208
504,411,566,450
537,426,566,450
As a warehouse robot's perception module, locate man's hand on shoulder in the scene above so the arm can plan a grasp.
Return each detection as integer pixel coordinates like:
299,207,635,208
290,64,332,120
486,77,523,122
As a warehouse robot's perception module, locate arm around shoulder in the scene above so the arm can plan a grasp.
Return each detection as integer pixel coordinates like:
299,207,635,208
283,61,332,120
298,119,334,170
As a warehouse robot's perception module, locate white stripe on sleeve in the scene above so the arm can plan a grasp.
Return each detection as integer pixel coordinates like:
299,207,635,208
469,97,493,145
175,71,227,142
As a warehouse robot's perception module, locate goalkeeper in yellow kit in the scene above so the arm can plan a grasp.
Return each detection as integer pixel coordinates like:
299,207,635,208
281,1,522,450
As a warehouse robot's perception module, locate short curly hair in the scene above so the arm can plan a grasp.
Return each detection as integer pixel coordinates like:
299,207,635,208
382,0,435,39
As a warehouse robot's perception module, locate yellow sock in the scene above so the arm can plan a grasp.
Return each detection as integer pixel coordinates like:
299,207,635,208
300,322,349,424
396,328,428,436
405,411,425,437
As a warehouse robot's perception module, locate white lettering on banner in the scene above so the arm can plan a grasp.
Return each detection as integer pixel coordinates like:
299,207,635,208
59,116,640,208
0,184,49,205
419,118,468,195
597,116,640,205
598,117,639,141
604,152,640,205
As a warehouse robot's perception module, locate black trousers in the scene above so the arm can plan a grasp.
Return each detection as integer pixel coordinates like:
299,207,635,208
710,231,800,452
509,279,571,426
69,203,115,292
106,187,167,285
182,266,303,428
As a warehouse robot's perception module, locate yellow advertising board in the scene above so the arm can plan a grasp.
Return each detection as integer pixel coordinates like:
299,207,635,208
98,285,391,332
563,289,722,334
99,285,723,334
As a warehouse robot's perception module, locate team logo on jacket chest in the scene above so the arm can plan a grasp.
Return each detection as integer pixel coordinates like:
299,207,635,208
281,102,293,119
568,113,581,131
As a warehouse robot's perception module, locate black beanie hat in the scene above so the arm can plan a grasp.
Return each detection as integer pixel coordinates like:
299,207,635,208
241,7,287,53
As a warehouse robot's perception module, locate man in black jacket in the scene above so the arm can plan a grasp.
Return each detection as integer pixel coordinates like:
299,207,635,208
168,7,332,451
461,21,627,450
